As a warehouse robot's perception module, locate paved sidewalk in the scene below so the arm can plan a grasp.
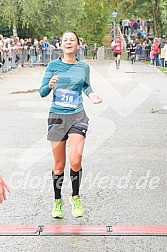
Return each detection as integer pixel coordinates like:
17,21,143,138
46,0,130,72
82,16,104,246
0,60,167,251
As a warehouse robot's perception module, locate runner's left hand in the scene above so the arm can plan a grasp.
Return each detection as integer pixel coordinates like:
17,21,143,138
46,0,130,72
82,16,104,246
0,176,10,204
88,93,103,104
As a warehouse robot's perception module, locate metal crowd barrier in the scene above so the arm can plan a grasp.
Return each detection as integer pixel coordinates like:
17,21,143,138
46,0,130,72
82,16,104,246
0,47,166,75
125,49,151,61
0,48,63,73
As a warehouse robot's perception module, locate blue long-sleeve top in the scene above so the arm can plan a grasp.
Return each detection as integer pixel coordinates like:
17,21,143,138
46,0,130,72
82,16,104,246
39,58,94,114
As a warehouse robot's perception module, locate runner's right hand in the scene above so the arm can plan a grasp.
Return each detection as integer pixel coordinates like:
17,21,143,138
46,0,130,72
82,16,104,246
49,75,58,89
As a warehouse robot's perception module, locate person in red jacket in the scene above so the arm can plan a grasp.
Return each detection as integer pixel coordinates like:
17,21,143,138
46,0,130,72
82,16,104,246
0,176,10,204
152,38,160,66
111,35,123,69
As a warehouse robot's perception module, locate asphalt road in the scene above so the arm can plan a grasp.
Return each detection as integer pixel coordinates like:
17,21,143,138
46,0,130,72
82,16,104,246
0,60,167,251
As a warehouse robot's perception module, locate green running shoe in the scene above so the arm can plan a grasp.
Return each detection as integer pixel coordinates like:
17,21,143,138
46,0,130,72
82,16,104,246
52,198,63,218
69,195,84,218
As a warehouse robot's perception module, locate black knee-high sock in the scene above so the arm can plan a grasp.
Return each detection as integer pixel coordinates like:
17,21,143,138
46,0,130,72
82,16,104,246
70,168,82,197
52,171,64,200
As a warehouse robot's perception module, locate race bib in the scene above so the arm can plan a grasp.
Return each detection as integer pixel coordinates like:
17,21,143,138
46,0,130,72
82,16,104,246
116,46,120,50
55,88,79,108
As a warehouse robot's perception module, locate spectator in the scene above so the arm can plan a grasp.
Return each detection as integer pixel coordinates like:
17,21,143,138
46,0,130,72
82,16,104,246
0,35,5,71
132,20,140,35
122,18,130,35
92,43,98,59
13,37,21,66
141,29,147,40
152,38,160,66
164,40,167,68
150,48,154,66
30,38,41,66
119,19,123,33
19,38,27,67
136,42,142,61
143,40,151,61
25,38,32,63
83,43,88,59
41,36,49,65
50,36,58,48
160,38,167,67
130,17,135,34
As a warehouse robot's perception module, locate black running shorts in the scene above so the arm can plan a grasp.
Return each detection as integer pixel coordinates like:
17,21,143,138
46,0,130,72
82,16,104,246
47,110,89,141
113,52,122,57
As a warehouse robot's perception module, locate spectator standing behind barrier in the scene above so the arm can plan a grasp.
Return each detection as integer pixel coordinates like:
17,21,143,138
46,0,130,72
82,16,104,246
78,38,85,60
39,30,102,219
50,36,58,48
41,36,49,66
31,38,41,66
143,40,151,61
92,43,98,59
159,36,166,67
160,43,165,67
83,43,88,59
56,39,60,49
26,38,32,63
152,38,160,66
159,35,166,49
136,42,142,61
5,38,12,70
164,40,167,67
19,38,27,67
0,35,5,71
0,176,10,204
13,37,21,66
150,48,154,66
160,40,167,67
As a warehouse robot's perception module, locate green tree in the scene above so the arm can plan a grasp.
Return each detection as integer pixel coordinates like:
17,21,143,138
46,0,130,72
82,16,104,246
77,0,110,45
0,0,85,38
